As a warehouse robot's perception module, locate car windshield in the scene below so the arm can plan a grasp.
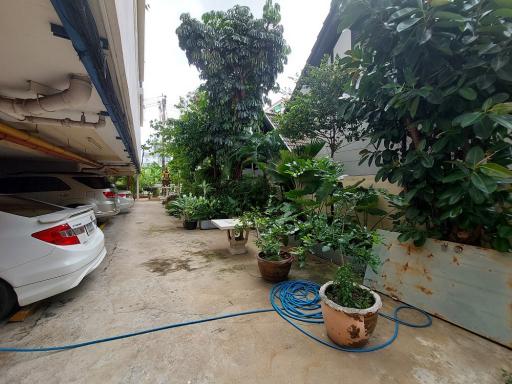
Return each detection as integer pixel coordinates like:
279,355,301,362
72,176,112,189
0,195,63,217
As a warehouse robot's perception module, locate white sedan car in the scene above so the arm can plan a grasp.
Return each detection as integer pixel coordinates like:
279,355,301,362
0,195,106,318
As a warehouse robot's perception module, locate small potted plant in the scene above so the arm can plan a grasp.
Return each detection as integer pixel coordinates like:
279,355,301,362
319,264,382,348
255,223,294,282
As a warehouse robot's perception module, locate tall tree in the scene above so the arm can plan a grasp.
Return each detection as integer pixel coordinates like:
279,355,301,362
176,1,290,176
278,57,361,158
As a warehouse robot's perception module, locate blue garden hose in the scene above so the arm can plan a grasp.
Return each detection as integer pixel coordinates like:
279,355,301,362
0,280,431,353
270,280,432,353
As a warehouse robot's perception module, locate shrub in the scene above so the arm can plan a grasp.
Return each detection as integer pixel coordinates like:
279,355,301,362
339,0,512,250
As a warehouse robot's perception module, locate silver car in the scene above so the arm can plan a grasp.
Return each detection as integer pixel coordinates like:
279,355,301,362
0,173,120,219
118,190,135,212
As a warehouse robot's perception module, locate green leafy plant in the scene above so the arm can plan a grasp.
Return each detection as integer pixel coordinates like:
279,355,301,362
326,264,375,310
295,213,380,272
169,194,202,221
333,185,393,230
256,230,283,261
279,56,362,158
338,0,512,250
139,162,162,191
267,145,344,214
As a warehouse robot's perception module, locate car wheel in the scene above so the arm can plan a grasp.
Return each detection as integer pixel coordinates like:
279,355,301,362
0,280,17,319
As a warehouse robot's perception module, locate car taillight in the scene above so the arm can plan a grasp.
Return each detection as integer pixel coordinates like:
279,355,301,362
31,223,80,246
118,193,126,198
103,191,116,198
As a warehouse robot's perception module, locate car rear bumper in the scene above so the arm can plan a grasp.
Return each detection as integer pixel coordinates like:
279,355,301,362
14,245,107,306
94,205,120,218
119,199,135,212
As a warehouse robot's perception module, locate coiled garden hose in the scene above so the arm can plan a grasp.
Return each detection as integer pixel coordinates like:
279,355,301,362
0,280,431,353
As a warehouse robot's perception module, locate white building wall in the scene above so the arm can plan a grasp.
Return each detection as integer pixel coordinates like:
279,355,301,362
333,29,351,59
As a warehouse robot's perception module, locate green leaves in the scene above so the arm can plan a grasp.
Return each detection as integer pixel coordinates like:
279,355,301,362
409,96,420,118
430,0,453,7
458,87,478,100
489,114,512,129
434,10,467,21
489,102,512,114
465,146,485,167
397,17,422,32
453,112,482,127
480,163,512,178
442,170,467,183
470,172,497,193
389,8,418,22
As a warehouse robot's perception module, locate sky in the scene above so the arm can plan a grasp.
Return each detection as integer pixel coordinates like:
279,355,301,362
141,0,331,144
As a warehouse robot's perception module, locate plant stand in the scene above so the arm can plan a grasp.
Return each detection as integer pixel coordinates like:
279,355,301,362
212,219,249,255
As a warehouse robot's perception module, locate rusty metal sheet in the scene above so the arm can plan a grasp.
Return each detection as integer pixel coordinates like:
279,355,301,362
364,230,512,348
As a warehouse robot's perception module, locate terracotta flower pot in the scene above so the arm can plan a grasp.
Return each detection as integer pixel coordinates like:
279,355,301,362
319,281,382,348
183,220,198,230
257,251,293,282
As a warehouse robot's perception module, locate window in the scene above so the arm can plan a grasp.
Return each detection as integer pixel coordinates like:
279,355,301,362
72,176,112,189
0,176,71,193
0,195,62,217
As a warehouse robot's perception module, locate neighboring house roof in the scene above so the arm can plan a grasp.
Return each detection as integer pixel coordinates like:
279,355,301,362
304,3,342,67
263,112,311,151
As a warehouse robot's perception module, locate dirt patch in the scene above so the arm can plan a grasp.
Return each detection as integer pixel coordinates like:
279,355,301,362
142,257,197,275
188,249,228,262
218,264,247,273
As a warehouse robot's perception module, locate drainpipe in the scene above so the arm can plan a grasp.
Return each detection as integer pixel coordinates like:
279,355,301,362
0,122,101,168
0,74,92,121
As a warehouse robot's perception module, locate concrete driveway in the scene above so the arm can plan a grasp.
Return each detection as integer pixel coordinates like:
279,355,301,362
0,201,510,383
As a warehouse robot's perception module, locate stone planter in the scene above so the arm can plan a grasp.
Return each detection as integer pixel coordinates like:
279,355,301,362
364,230,512,348
257,251,293,282
319,281,382,348
199,220,216,230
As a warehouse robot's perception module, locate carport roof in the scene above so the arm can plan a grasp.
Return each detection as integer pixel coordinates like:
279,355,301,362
0,0,143,175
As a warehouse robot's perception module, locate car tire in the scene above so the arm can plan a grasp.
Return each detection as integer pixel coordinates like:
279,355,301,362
0,280,17,319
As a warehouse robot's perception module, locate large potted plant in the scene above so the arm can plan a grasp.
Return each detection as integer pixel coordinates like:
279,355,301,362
319,264,382,348
338,0,512,347
170,194,200,230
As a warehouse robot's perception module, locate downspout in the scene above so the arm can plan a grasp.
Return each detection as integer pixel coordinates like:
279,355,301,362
0,122,101,168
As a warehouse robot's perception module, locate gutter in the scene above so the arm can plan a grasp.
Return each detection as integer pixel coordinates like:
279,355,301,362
50,0,140,172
